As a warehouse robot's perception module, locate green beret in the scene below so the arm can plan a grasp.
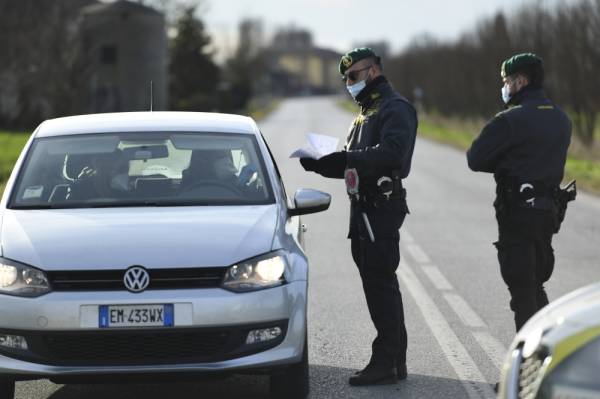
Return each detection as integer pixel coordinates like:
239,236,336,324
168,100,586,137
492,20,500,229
501,53,543,78
339,47,380,75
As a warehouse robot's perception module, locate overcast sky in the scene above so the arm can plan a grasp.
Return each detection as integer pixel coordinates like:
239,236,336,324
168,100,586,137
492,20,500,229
201,0,573,58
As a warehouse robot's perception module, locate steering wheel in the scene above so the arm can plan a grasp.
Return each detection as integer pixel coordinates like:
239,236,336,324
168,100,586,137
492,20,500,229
178,180,243,197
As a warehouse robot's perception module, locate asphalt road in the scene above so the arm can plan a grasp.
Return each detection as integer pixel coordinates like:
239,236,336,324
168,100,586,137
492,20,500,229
16,96,600,398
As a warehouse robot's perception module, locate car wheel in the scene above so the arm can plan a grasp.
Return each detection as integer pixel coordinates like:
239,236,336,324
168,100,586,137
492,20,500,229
270,333,309,399
0,379,15,399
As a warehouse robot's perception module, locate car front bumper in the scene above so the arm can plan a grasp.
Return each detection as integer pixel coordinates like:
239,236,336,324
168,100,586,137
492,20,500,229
0,281,307,380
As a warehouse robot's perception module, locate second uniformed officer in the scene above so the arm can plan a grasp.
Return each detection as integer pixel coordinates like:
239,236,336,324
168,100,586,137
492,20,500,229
299,48,417,385
467,53,572,331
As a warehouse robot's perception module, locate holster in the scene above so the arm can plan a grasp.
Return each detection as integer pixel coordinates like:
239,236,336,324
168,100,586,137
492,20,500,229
552,180,577,233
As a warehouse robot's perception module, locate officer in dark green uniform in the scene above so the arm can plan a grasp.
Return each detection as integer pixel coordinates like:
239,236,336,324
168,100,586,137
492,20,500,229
299,48,417,386
467,53,572,331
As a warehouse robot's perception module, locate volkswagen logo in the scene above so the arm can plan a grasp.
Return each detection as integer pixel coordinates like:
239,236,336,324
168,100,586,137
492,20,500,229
123,266,150,293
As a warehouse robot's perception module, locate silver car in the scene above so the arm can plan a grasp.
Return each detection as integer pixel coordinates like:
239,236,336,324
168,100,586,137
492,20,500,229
498,281,600,399
0,112,330,399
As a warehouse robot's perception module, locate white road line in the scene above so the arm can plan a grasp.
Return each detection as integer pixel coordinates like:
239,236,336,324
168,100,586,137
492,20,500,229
422,265,454,291
472,331,508,369
443,293,486,328
398,261,496,399
404,243,431,264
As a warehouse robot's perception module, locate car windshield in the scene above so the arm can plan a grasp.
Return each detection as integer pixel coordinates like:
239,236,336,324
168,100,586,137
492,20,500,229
9,132,275,209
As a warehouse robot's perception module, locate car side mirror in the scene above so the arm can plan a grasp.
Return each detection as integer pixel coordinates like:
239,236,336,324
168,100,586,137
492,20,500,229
288,189,331,217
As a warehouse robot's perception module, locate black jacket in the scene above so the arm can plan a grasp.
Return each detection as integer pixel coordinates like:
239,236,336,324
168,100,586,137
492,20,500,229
467,87,571,188
345,76,418,180
347,77,417,239
308,76,417,239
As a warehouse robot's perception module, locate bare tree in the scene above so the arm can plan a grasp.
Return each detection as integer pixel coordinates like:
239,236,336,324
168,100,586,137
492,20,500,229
386,0,600,143
0,0,94,129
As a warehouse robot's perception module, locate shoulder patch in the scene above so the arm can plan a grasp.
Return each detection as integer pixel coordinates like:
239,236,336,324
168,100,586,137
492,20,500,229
495,105,522,118
537,105,554,110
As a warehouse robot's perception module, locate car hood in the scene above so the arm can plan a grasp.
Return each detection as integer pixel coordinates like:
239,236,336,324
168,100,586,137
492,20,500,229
0,205,278,270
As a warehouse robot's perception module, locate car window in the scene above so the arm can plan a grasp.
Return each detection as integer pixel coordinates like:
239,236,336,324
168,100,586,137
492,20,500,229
259,130,288,203
9,132,274,209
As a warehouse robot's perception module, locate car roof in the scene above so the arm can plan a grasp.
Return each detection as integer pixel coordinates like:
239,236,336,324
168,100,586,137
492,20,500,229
34,112,259,138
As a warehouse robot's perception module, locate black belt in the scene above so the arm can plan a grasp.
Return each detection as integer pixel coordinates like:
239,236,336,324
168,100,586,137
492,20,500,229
355,170,405,202
497,178,557,209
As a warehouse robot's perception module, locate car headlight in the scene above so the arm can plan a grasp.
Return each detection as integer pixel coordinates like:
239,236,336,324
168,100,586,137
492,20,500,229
0,257,51,297
539,334,600,398
222,252,287,293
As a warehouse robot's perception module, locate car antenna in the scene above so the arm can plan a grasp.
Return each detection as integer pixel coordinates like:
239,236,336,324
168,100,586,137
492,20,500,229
149,81,154,112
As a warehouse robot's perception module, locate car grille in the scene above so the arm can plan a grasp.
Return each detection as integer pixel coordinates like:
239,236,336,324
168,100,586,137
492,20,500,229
518,348,549,399
47,267,228,291
0,321,287,366
42,329,230,365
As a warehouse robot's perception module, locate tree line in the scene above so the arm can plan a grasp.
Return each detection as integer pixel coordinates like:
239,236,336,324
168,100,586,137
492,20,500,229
386,0,600,144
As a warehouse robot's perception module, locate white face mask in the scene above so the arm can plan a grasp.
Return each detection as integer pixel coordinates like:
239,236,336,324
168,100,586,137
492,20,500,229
347,79,367,99
501,85,511,104
346,66,372,99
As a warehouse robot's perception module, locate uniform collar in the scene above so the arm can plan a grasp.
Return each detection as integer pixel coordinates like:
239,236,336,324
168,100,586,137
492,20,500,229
507,85,546,107
356,75,388,110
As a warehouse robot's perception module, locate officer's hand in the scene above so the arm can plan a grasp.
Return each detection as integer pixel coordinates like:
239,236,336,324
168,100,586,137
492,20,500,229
299,158,318,172
318,151,346,171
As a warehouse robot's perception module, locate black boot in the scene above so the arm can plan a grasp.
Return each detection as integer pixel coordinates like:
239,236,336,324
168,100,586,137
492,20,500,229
349,363,397,386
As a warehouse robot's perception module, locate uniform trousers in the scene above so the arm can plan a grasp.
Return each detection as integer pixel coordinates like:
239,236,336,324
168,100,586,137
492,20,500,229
494,207,556,331
350,212,407,367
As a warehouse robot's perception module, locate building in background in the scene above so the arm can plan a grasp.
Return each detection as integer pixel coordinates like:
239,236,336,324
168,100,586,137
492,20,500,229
81,0,168,113
266,28,342,96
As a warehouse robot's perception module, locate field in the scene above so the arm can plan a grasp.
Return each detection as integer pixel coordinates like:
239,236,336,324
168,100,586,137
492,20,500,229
0,131,31,197
418,113,600,194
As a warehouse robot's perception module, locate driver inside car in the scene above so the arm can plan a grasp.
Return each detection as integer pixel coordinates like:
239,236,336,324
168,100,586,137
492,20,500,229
181,150,237,189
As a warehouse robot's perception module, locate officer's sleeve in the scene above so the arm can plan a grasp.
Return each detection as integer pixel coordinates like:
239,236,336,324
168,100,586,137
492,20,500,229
467,114,512,173
345,101,417,171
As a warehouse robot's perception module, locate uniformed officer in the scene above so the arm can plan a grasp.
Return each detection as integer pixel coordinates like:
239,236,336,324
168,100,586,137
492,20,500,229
299,48,417,385
467,53,572,331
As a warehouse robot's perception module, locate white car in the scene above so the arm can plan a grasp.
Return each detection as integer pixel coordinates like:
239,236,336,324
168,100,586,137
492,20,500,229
498,282,600,399
0,112,331,399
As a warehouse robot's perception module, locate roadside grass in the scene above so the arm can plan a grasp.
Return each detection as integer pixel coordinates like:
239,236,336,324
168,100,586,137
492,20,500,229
418,114,600,195
246,97,281,121
337,100,600,195
0,131,31,197
337,99,359,114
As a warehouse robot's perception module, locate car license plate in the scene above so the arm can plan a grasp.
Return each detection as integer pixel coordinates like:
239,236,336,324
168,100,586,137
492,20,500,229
99,304,174,328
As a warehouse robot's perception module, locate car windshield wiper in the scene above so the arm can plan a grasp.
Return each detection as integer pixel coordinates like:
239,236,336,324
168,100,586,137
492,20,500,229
89,201,215,208
10,200,268,209
9,202,182,209
9,204,58,210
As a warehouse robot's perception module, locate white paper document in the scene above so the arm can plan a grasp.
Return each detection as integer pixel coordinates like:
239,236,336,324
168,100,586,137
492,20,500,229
289,133,339,159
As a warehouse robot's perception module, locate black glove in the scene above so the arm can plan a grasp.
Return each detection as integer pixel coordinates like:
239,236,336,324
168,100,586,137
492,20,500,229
300,157,318,171
300,151,346,178
318,151,346,173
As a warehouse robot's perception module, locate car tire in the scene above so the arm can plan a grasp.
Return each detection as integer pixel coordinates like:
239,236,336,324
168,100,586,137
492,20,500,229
269,333,309,399
0,379,15,399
